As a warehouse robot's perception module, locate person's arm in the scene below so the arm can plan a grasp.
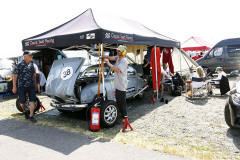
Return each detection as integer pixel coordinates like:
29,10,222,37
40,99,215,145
143,61,149,68
12,74,18,94
102,55,117,61
104,59,121,73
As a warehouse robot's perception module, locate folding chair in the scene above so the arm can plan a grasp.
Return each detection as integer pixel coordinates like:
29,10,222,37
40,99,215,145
187,77,207,99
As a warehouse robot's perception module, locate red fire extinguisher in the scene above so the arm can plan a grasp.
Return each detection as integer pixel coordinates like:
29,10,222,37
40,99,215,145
90,105,100,132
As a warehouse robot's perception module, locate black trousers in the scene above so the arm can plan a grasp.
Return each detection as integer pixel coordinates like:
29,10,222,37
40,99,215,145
116,89,127,117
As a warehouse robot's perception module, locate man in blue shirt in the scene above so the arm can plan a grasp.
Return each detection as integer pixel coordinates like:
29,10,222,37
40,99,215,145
12,51,37,123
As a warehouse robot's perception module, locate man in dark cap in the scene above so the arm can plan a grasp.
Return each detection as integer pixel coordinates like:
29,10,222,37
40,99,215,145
143,54,151,78
12,51,37,123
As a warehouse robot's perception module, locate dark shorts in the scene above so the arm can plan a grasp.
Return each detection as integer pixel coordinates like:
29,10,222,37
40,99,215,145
18,86,36,104
36,73,40,83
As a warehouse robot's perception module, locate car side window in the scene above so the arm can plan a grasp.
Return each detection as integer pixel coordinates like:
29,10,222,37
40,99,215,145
227,45,240,57
213,47,223,57
127,66,136,76
208,50,214,58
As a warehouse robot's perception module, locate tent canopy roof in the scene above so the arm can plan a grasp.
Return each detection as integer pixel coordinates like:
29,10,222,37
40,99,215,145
181,36,213,51
22,8,180,51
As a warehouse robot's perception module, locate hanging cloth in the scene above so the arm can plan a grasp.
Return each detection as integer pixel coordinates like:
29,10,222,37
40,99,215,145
150,47,161,91
162,47,174,74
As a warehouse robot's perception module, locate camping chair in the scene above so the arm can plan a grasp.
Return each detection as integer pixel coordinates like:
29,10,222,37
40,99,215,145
208,76,230,96
187,77,207,99
163,79,175,92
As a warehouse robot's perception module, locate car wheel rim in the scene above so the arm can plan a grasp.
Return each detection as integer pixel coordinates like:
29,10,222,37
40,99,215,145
104,105,117,124
25,98,38,110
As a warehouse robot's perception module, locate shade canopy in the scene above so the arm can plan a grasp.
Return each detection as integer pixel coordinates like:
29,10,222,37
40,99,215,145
22,8,180,51
181,36,213,51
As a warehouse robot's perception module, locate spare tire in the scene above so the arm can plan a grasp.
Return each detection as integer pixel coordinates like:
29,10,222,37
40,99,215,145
16,96,41,113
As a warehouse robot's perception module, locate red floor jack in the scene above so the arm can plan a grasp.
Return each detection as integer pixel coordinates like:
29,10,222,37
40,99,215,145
38,102,46,112
122,116,133,132
149,91,156,104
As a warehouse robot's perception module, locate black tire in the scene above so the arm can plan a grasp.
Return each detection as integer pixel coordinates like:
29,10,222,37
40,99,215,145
16,96,41,113
100,100,119,128
224,101,234,128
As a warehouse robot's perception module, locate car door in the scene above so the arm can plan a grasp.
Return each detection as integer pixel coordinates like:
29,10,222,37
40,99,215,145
126,66,138,98
225,45,240,72
205,47,225,73
46,57,85,102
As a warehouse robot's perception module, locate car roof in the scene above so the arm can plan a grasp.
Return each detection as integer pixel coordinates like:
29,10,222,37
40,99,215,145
215,37,240,47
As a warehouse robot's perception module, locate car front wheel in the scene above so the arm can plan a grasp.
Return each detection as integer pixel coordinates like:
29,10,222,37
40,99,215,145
100,100,119,128
224,101,234,128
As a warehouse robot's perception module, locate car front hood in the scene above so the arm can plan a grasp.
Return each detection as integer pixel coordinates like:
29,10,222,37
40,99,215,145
0,69,11,77
46,57,85,102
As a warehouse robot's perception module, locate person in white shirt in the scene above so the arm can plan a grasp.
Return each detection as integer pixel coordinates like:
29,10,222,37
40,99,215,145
162,63,173,83
214,67,226,84
33,63,40,92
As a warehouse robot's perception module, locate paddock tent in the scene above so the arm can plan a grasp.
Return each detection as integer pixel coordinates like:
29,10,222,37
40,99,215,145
181,36,213,51
22,8,180,51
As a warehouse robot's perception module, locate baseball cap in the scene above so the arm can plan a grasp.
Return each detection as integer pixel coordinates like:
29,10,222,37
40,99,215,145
216,67,222,72
117,45,127,53
23,51,32,56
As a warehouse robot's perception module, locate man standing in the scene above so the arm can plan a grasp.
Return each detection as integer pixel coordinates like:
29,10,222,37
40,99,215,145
12,51,37,123
103,45,128,124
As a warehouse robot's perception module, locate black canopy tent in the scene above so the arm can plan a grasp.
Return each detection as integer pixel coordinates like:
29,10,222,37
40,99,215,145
22,8,180,51
22,8,181,100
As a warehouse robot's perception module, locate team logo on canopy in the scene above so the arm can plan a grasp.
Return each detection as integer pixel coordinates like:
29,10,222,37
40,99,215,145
105,33,110,39
86,33,95,39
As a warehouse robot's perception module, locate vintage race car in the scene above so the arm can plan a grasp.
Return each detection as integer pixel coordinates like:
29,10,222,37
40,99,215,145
46,57,147,127
0,59,14,93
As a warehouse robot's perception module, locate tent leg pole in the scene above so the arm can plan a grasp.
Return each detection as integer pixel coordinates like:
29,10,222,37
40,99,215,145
101,43,106,101
154,45,158,100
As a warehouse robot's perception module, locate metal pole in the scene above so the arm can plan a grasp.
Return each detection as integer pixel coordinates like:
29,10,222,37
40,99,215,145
101,44,106,100
154,45,158,100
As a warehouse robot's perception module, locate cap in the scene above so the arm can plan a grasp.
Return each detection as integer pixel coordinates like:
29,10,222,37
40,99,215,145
23,51,32,56
117,45,127,53
216,67,222,72
144,55,148,58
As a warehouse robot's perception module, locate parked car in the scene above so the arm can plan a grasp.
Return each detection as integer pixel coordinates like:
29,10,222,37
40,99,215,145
0,59,15,93
225,76,240,128
46,57,147,128
196,38,240,75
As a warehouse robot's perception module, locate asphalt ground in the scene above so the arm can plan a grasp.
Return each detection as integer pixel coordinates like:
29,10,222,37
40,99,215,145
0,116,188,160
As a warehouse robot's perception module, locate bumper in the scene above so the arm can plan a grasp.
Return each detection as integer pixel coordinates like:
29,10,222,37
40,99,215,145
50,101,88,111
0,82,7,93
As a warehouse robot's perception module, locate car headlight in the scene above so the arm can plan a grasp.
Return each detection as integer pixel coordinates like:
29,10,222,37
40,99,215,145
5,74,13,81
232,93,240,104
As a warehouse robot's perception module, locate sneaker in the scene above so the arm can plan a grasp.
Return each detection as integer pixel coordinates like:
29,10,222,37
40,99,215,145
165,99,168,104
29,117,37,123
24,112,30,119
160,98,164,102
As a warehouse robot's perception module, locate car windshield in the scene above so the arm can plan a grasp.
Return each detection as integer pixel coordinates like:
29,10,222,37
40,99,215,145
0,60,13,70
81,66,110,77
